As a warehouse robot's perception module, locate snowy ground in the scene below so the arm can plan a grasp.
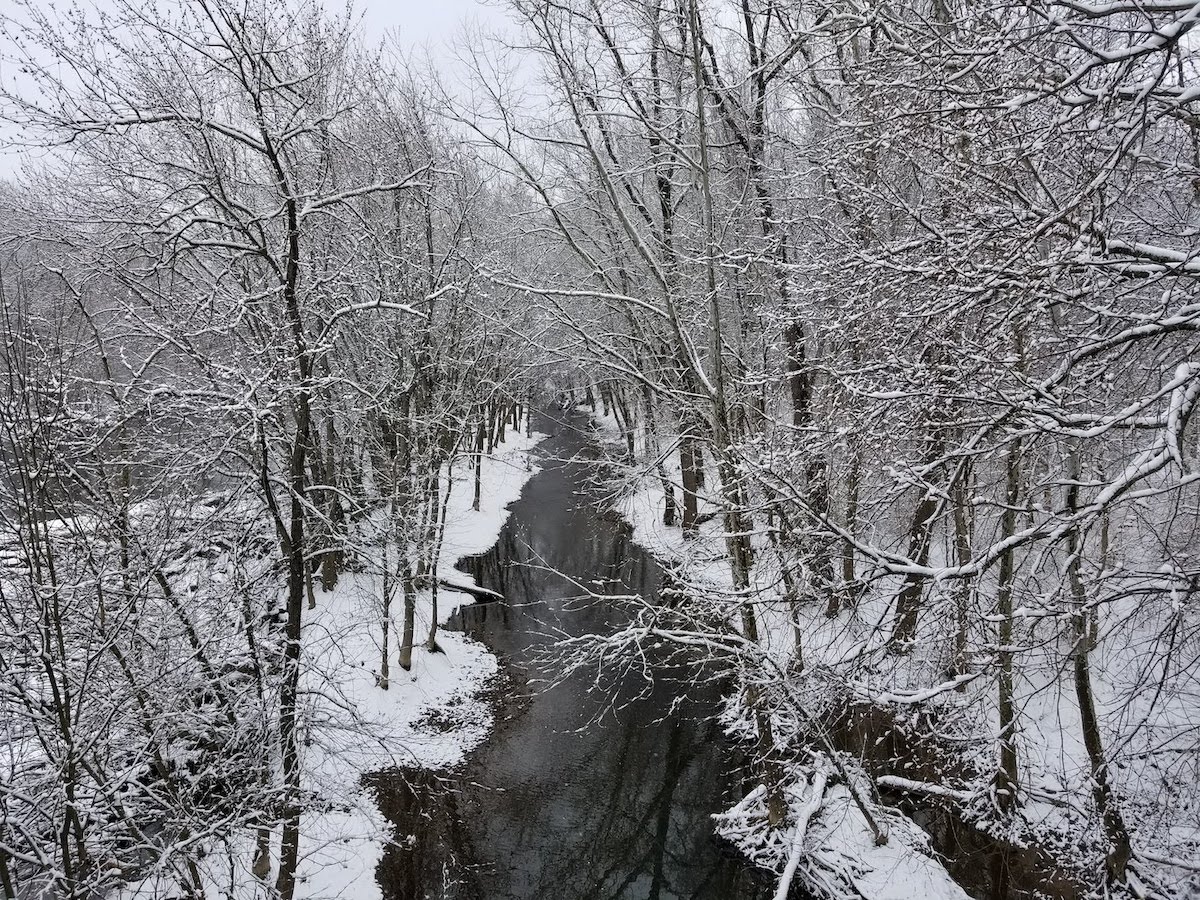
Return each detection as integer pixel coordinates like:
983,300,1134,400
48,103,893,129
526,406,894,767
122,428,546,900
295,428,545,900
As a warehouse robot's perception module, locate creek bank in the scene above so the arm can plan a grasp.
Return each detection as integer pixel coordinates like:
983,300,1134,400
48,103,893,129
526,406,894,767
580,405,1095,900
289,426,548,900
835,704,1093,900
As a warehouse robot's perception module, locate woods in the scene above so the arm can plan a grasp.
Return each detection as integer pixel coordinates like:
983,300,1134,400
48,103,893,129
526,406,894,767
1,0,1198,898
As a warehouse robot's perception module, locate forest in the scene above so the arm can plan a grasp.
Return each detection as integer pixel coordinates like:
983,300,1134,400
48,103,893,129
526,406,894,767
0,0,1197,898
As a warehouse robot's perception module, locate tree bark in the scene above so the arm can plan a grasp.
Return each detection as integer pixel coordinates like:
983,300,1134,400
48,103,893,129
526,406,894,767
994,438,1021,815
951,458,974,685
1066,448,1131,884
679,434,700,535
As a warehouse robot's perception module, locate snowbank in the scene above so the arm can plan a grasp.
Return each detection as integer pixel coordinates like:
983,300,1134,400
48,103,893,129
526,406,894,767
294,428,545,900
120,428,546,900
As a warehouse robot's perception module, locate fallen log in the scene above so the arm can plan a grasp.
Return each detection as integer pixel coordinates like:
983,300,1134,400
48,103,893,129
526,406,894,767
438,577,505,601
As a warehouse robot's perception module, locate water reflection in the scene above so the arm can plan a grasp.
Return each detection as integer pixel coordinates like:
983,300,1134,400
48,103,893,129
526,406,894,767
369,412,776,900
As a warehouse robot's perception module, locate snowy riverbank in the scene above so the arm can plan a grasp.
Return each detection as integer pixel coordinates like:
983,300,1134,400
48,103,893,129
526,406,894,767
583,400,1200,899
293,427,545,900
581,405,972,900
121,428,546,900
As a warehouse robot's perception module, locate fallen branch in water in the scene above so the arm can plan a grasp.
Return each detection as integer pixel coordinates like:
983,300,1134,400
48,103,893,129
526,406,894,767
438,577,504,601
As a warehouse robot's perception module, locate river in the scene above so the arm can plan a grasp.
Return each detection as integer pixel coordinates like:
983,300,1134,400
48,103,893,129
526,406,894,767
366,410,780,900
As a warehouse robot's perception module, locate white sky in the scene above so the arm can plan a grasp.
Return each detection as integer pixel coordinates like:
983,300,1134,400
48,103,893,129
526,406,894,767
358,0,510,54
0,0,513,177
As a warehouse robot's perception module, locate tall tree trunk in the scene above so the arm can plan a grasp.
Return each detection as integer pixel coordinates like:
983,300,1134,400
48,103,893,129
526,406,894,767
274,172,309,900
951,458,974,686
994,437,1022,814
688,0,782,826
1066,448,1131,884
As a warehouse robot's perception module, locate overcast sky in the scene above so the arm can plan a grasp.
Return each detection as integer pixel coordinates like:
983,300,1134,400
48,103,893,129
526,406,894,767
359,0,510,53
0,0,513,177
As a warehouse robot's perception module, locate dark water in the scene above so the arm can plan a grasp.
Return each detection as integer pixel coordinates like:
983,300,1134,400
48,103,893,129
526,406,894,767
367,411,776,900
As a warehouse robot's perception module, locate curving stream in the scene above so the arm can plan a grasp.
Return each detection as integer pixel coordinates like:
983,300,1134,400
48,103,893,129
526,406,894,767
366,411,781,900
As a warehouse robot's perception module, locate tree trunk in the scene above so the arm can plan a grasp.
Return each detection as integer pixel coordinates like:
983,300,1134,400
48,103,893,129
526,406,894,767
890,427,946,648
841,447,859,603
640,381,676,527
687,0,783,826
1066,448,1131,885
994,438,1021,814
426,456,457,652
379,546,391,691
275,178,309,900
951,458,974,685
319,389,344,591
679,434,700,535
472,418,485,512
398,553,416,671
890,490,938,645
